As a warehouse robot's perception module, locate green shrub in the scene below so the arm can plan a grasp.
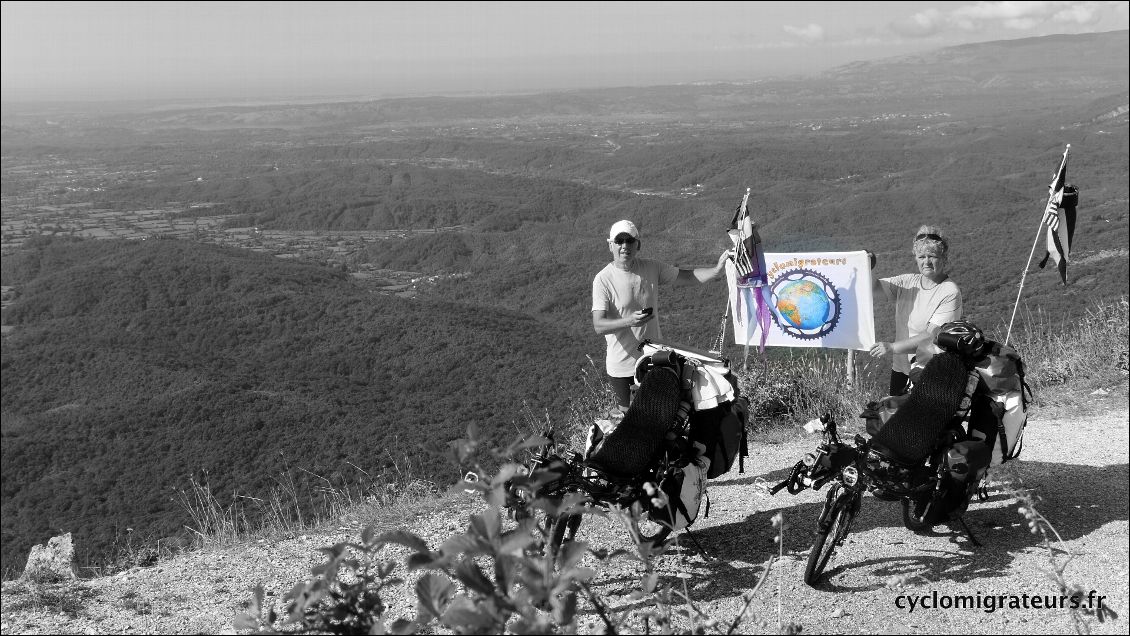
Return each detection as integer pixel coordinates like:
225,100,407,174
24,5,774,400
736,350,885,428
236,425,786,635
1009,297,1129,392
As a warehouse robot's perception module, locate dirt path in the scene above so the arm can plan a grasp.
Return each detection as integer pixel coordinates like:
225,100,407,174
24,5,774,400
674,405,1129,634
2,406,1127,635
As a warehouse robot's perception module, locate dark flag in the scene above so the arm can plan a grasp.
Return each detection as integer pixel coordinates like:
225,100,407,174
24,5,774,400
1005,144,1075,345
727,188,772,354
1036,150,1078,285
729,189,766,281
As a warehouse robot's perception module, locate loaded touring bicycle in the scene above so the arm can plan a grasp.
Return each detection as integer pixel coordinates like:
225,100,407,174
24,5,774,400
506,340,749,558
773,320,1031,585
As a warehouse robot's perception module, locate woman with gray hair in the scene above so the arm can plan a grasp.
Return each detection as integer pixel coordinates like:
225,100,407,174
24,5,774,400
870,225,963,396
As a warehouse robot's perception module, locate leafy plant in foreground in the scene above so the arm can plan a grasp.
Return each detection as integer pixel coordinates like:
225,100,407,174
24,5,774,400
236,423,787,634
234,424,603,634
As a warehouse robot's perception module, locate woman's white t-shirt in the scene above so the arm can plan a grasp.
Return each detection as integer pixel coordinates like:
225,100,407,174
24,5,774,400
879,273,963,374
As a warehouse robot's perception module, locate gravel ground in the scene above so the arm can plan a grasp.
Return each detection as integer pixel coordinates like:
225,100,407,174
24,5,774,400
2,402,1127,635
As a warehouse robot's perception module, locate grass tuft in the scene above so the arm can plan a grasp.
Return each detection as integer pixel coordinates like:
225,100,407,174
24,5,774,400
1008,297,1129,393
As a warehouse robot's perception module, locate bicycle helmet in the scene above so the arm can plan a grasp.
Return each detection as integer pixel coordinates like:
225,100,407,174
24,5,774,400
934,320,987,359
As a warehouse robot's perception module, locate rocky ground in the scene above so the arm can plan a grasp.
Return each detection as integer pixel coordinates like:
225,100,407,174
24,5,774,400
2,400,1127,635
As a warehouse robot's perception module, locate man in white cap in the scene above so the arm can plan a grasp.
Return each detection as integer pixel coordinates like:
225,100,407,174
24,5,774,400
592,219,732,414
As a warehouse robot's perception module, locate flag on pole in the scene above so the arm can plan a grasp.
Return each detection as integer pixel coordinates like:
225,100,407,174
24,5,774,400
731,190,757,278
1036,148,1078,285
728,188,772,355
1041,151,1067,230
1004,144,1075,345
1038,184,1077,285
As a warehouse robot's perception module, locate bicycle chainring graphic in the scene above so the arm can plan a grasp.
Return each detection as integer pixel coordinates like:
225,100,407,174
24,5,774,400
768,268,842,340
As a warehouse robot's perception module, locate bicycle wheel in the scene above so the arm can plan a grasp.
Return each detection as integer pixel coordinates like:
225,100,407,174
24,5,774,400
902,488,954,533
547,513,584,561
631,515,673,546
804,493,856,586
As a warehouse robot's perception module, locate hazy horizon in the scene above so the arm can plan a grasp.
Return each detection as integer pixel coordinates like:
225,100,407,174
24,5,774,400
2,1,1128,105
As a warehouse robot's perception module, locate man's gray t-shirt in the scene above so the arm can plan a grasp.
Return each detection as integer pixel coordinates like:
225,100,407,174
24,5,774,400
592,258,679,376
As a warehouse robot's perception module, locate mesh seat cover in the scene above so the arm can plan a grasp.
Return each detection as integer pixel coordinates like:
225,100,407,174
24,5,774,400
588,368,681,477
871,352,968,463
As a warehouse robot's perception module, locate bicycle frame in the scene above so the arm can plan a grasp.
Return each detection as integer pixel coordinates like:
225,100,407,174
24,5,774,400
505,423,692,548
506,340,742,551
773,414,960,585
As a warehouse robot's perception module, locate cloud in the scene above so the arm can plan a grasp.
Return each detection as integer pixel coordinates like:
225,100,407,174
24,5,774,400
783,23,826,43
889,8,947,37
1052,3,1105,24
891,1,1109,38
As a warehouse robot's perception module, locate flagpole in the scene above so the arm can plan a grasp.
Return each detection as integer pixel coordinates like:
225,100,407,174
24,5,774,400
1004,144,1069,346
709,296,730,355
1004,220,1049,346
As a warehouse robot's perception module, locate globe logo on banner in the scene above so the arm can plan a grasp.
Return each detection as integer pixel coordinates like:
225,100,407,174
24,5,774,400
769,269,841,340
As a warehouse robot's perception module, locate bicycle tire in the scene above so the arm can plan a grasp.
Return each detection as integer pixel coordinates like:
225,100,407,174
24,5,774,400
804,493,855,586
901,491,949,533
632,516,673,546
786,461,808,494
547,513,584,564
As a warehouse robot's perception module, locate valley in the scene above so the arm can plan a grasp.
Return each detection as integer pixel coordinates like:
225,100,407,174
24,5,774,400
1,30,1127,576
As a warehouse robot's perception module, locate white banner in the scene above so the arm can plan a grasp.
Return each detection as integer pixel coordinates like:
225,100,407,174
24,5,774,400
726,251,876,351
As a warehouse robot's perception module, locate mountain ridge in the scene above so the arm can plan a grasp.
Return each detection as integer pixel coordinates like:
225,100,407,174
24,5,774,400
3,31,1125,129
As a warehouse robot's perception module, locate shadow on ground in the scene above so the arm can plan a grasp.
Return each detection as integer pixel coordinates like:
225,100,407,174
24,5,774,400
682,460,1128,599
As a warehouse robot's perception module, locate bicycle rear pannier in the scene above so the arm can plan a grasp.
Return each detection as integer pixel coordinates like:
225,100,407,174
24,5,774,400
966,342,1030,465
648,457,708,531
690,396,749,479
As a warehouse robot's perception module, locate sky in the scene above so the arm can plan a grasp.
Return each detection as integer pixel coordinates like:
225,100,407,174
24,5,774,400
2,1,1128,103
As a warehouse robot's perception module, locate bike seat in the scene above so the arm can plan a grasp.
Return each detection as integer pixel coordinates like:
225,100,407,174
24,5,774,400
870,351,969,463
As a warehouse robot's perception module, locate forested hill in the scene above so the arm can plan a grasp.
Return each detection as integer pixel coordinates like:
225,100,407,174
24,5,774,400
0,238,592,574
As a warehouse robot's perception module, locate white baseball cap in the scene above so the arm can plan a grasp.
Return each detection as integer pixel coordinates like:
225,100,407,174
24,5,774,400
608,220,640,241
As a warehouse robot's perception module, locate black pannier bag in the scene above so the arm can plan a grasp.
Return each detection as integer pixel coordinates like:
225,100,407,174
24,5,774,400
931,320,1031,466
689,396,748,479
647,455,709,530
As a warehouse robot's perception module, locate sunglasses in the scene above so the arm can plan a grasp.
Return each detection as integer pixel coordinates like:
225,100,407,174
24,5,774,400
915,233,944,242
611,236,638,245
